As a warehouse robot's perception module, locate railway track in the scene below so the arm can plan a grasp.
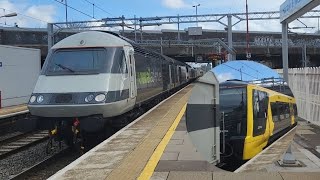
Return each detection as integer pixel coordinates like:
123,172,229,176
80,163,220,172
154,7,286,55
0,131,49,159
0,112,29,136
10,147,79,180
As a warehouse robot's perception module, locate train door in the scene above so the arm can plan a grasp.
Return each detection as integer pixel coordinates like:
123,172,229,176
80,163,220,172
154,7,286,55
128,50,137,98
252,90,268,137
178,66,182,84
186,67,189,80
169,65,173,88
176,66,180,85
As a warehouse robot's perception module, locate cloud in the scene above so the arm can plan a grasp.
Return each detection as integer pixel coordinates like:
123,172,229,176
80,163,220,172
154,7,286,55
162,0,189,9
25,5,56,24
0,0,56,28
217,72,234,82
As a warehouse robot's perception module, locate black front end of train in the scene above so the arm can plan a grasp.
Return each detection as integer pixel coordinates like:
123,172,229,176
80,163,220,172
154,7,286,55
219,83,247,160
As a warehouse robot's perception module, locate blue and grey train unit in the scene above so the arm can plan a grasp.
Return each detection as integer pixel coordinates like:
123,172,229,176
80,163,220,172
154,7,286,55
27,31,198,146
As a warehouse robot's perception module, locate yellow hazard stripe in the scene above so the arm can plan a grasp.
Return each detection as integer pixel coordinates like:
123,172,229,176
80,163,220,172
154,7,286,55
137,103,187,180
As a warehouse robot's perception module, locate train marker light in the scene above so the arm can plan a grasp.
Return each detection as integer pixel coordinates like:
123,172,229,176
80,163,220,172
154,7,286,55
85,94,94,102
95,94,106,102
37,95,44,103
30,96,36,103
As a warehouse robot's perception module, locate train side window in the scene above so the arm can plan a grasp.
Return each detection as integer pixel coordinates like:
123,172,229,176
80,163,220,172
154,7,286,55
252,90,268,137
284,103,290,119
271,103,279,122
129,54,133,77
278,103,284,120
293,104,298,116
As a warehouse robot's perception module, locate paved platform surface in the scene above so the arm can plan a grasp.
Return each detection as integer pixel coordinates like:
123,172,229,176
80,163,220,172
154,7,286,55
0,104,28,118
150,115,223,180
155,119,320,180
236,119,320,176
49,85,194,180
49,83,320,180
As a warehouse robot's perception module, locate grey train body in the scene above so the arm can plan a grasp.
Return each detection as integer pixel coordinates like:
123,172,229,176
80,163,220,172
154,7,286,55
28,31,198,133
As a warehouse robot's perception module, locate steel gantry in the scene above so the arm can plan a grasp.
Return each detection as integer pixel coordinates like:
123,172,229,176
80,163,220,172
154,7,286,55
48,10,320,59
51,10,320,29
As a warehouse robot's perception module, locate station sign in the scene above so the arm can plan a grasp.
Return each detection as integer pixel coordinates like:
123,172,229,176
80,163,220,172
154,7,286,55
208,53,223,61
280,0,319,23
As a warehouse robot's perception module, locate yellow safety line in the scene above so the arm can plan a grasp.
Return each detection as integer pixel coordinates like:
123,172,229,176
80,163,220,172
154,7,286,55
137,103,187,180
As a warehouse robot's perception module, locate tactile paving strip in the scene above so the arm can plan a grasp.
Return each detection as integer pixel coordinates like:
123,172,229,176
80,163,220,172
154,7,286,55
0,104,28,117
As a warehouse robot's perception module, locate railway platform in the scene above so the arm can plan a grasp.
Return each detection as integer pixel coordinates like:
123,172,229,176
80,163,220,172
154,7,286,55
49,85,320,180
236,119,320,174
0,104,28,119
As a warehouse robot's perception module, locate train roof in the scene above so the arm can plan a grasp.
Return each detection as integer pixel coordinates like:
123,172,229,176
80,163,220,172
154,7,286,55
51,31,132,49
220,80,249,89
220,80,294,98
52,30,190,67
97,31,189,67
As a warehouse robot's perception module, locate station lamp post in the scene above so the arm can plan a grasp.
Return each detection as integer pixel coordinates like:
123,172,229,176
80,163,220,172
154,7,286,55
192,4,200,27
0,12,17,26
245,0,251,60
0,12,17,18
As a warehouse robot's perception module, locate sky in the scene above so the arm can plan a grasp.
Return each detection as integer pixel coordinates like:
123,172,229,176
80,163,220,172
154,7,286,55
212,60,281,82
0,0,320,33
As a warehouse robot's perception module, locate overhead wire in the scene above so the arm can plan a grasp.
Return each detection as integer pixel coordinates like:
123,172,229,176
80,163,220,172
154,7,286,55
221,63,258,79
81,0,135,31
53,0,96,19
54,0,121,31
82,0,114,17
239,61,264,76
0,7,48,24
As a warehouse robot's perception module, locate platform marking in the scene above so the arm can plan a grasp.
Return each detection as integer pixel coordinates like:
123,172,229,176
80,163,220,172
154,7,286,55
49,86,190,180
138,103,187,180
0,110,29,119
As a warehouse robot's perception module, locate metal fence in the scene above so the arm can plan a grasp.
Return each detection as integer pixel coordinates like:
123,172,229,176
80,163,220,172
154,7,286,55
277,67,320,126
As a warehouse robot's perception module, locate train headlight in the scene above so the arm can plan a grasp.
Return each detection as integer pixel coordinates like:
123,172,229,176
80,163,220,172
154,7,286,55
95,94,106,102
85,94,94,103
37,95,44,103
30,95,36,103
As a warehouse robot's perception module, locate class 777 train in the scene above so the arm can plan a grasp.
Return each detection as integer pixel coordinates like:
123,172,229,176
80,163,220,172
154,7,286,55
27,31,199,144
220,81,297,160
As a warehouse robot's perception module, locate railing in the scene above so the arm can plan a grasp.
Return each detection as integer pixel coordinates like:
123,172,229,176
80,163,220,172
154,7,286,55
244,77,292,96
277,67,320,126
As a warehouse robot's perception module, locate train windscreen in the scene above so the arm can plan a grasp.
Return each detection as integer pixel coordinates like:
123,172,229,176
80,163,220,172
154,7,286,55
43,47,127,75
220,87,247,137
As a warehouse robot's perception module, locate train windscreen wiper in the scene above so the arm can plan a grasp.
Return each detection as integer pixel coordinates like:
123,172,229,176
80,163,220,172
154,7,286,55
55,63,75,72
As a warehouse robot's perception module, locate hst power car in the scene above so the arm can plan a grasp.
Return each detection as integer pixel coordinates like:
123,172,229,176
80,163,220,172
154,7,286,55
28,31,197,145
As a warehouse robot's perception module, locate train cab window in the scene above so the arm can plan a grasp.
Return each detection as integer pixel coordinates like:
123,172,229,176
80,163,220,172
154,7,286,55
252,90,268,137
118,51,128,75
220,87,247,137
43,47,128,75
